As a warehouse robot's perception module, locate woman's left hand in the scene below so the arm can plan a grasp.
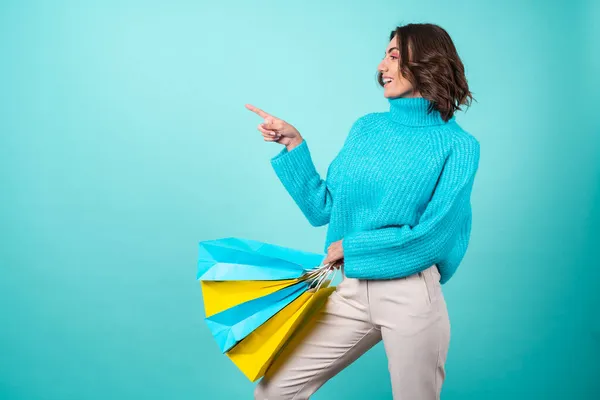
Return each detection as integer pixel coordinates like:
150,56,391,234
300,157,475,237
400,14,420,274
322,239,344,269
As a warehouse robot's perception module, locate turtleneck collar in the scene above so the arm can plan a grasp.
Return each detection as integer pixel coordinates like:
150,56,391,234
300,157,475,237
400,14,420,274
386,96,454,127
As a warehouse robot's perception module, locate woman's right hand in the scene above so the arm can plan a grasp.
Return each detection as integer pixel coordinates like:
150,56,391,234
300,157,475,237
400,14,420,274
245,104,303,149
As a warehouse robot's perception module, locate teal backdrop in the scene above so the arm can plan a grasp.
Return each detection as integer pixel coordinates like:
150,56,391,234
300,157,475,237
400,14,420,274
1,0,598,399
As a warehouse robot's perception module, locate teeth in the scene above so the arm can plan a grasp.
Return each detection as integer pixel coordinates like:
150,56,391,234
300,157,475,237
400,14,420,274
384,79,392,84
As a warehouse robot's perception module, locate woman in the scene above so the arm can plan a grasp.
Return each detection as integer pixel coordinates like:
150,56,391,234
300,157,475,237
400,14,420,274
246,23,480,400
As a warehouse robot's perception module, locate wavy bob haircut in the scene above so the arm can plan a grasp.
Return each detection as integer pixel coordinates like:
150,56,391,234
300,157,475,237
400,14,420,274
377,23,474,122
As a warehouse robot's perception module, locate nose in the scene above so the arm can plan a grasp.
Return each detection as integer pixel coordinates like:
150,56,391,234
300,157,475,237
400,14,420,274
378,58,387,73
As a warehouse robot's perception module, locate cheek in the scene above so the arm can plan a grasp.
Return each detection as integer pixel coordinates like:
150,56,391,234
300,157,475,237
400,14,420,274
395,78,411,90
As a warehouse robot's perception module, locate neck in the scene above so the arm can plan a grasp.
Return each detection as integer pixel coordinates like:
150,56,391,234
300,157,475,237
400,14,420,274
387,96,454,127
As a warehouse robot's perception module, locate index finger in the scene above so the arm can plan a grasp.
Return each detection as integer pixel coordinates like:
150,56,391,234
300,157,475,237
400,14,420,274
245,104,271,119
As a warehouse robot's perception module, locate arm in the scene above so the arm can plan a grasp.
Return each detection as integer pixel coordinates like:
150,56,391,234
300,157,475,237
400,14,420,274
270,139,333,227
342,136,481,279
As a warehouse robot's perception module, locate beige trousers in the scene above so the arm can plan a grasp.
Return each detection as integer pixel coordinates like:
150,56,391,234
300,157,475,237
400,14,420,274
254,264,450,400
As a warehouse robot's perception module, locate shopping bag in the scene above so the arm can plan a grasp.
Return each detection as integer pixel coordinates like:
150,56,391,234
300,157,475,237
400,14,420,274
197,237,338,378
200,278,300,317
205,279,311,353
226,285,335,382
198,237,324,281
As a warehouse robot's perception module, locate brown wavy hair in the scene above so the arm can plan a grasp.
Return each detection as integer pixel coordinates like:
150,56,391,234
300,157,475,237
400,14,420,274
377,23,475,122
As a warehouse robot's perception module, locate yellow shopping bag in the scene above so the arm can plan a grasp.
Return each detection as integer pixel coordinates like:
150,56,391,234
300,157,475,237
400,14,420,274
225,285,335,382
200,278,300,317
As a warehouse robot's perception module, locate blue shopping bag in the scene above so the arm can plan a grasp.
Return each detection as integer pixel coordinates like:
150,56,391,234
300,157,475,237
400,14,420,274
204,280,310,352
197,237,325,281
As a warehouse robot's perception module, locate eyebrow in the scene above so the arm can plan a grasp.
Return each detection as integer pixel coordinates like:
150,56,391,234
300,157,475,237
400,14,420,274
385,47,399,55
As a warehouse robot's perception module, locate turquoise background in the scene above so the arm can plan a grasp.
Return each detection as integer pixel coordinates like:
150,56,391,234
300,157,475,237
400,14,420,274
1,0,598,399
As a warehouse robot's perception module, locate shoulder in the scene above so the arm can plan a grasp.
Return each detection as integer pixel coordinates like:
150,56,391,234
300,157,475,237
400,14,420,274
342,112,385,143
350,112,385,129
441,123,480,170
444,123,480,154
347,112,387,137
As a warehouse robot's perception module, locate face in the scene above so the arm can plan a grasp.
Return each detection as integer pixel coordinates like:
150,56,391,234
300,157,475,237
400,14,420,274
378,35,420,98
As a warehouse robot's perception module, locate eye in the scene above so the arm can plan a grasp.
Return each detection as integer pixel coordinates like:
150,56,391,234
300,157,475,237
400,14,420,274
390,55,398,60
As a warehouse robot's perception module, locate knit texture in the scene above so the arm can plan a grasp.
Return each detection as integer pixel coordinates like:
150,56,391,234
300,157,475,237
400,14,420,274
270,96,480,284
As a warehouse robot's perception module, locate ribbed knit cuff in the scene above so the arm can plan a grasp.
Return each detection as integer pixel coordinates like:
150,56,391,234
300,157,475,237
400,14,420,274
342,231,426,280
270,140,318,192
341,233,361,257
341,234,372,278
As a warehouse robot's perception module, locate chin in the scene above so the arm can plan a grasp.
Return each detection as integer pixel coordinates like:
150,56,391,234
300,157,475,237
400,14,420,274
384,86,416,98
383,91,400,99
383,86,405,98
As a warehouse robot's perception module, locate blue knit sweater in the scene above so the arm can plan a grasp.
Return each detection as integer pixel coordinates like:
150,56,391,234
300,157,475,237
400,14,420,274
270,96,480,284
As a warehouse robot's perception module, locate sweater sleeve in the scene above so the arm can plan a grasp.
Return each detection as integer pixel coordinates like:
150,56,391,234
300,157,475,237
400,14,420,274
342,136,480,280
270,139,333,227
